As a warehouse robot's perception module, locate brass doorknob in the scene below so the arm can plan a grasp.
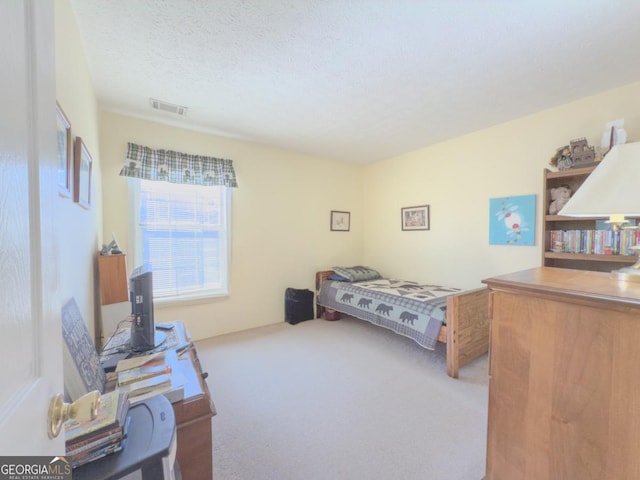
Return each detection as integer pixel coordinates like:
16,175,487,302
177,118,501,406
48,390,101,439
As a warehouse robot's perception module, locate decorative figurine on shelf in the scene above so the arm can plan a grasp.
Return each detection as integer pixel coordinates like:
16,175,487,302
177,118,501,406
100,233,122,255
549,145,572,170
601,118,627,152
569,138,596,168
550,138,597,170
548,185,572,215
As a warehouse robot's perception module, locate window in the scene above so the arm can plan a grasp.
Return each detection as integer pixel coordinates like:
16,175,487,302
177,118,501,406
130,179,230,302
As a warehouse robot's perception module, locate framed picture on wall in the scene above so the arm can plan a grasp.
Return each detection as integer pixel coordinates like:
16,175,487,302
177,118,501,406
74,136,93,209
330,210,350,231
401,205,430,231
56,102,72,197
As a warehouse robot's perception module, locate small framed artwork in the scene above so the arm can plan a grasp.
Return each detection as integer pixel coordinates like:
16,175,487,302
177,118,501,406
56,102,72,197
401,205,430,231
73,136,93,209
330,210,350,231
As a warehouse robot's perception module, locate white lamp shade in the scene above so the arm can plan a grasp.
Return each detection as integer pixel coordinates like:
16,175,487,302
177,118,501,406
558,142,640,217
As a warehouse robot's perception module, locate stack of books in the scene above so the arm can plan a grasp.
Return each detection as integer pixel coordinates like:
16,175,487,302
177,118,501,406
116,350,185,404
64,390,130,468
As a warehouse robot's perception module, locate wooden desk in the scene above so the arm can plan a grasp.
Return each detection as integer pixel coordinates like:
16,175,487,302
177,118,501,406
173,343,216,480
483,267,640,480
101,322,216,480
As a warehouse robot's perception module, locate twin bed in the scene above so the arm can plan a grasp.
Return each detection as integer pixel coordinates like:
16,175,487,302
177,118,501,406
315,268,491,378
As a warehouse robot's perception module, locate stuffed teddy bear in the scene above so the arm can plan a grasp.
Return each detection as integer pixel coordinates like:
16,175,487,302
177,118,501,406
549,185,572,215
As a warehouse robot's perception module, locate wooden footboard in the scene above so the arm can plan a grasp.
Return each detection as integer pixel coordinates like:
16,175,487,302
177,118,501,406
315,270,491,379
445,287,491,378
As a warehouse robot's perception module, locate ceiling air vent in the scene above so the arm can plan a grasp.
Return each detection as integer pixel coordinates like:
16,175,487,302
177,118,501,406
149,98,188,116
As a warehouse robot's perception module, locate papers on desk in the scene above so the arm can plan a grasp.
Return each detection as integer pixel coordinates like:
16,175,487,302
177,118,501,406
115,351,166,372
100,320,189,369
119,373,171,396
117,359,171,386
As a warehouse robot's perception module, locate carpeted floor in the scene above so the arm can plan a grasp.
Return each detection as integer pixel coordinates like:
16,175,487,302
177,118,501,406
196,316,489,480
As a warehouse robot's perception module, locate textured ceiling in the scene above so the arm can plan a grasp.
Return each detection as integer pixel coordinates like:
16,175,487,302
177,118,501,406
70,0,640,164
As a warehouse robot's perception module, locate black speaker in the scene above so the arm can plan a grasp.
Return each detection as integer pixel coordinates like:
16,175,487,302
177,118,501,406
284,288,314,325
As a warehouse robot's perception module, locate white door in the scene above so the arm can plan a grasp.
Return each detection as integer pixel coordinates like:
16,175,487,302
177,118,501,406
0,1,64,454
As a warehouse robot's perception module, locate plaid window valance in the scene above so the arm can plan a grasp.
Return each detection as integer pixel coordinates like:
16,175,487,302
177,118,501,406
119,142,238,187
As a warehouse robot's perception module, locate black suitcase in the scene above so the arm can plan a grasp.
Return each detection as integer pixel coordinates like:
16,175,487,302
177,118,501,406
284,288,314,325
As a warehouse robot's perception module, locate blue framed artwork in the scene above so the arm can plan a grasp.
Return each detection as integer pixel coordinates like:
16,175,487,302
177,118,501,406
489,194,536,245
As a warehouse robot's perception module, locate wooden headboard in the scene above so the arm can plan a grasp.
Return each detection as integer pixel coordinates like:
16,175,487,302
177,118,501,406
315,270,334,294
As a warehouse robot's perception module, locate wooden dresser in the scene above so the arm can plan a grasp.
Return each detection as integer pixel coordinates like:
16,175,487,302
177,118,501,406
483,267,640,480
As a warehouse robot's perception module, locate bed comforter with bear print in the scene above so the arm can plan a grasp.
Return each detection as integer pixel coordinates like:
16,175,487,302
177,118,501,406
317,278,461,350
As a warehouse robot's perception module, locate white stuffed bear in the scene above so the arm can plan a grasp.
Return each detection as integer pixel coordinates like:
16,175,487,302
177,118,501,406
549,185,572,215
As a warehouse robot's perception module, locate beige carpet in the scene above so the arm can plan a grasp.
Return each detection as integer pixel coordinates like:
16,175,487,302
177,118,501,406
196,316,489,480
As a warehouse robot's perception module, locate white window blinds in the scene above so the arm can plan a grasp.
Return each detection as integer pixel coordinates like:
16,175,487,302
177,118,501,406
135,179,229,300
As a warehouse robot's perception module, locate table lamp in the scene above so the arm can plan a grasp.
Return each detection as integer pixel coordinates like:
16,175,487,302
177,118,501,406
558,141,640,282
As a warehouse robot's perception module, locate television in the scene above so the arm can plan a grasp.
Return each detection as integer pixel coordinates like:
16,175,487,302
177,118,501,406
129,265,156,352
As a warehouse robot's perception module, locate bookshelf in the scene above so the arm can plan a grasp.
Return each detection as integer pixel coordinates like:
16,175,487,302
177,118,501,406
542,166,639,272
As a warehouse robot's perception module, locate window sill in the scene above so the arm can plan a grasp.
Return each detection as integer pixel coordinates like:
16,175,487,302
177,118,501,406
155,290,229,307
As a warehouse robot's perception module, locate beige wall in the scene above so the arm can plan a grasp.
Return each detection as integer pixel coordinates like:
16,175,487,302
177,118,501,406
54,0,103,341
363,82,640,289
99,112,363,340
55,0,640,343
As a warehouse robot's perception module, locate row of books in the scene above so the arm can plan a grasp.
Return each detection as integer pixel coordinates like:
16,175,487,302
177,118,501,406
65,390,130,468
548,229,640,256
